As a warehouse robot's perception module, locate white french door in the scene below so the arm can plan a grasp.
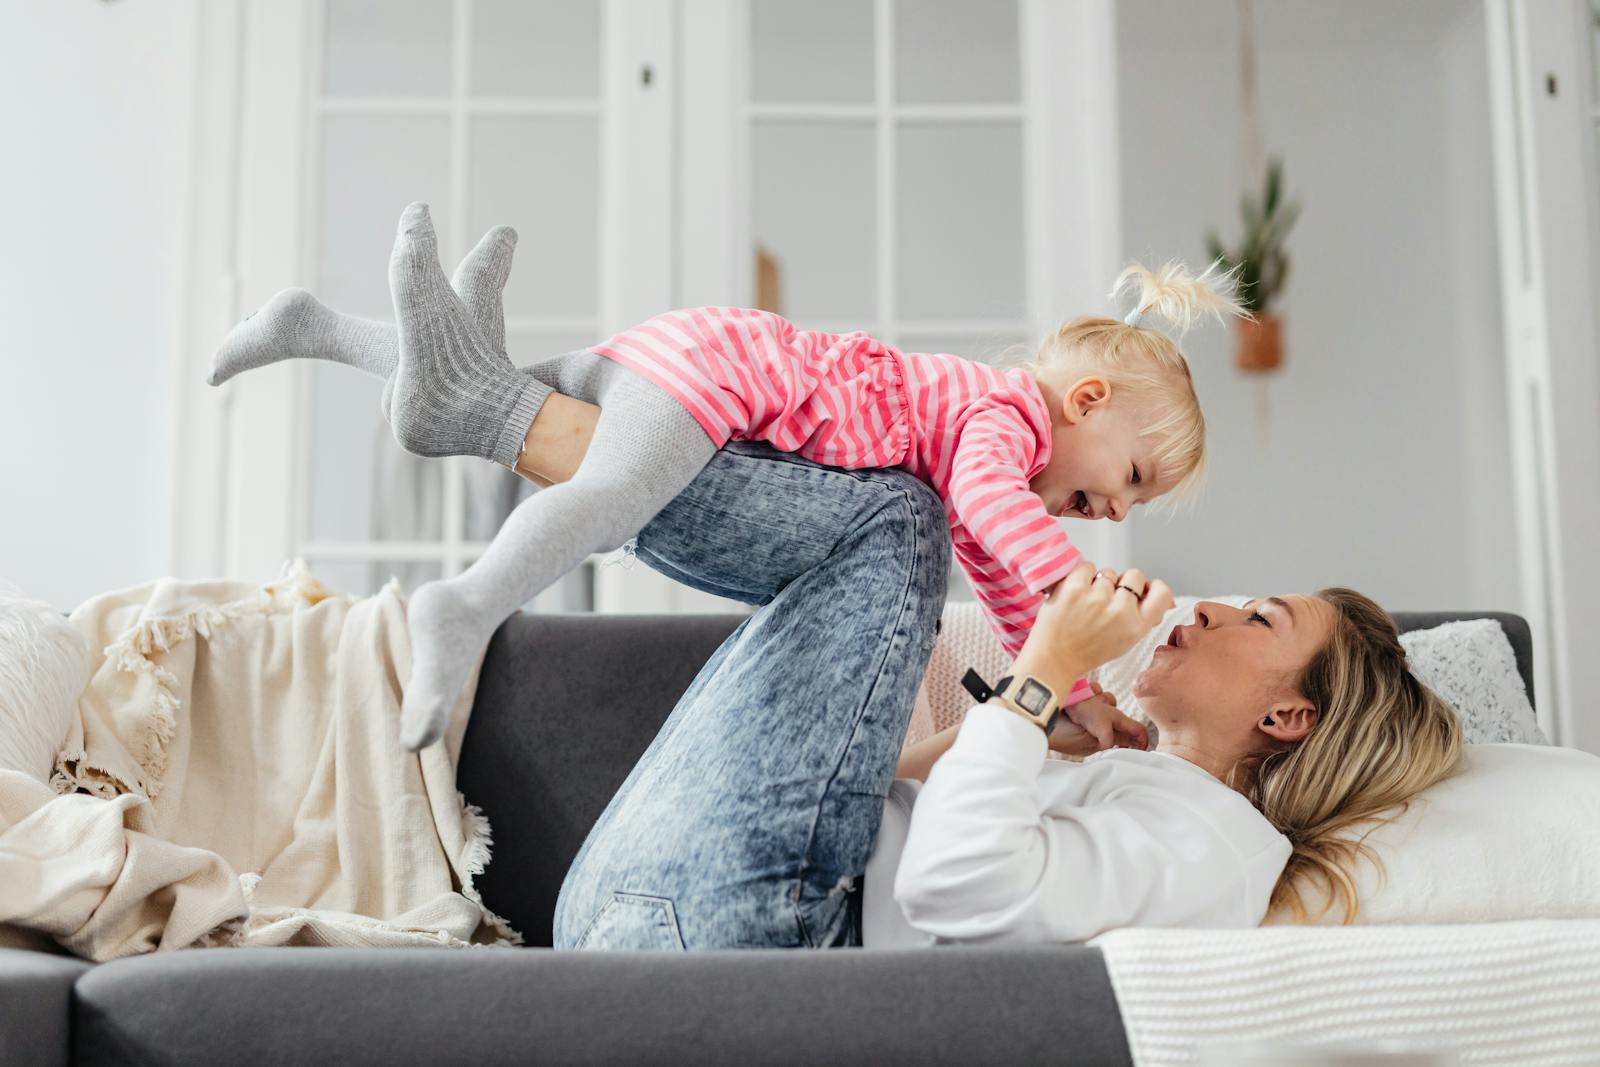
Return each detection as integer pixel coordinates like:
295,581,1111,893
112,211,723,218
196,0,1126,613
1484,0,1600,750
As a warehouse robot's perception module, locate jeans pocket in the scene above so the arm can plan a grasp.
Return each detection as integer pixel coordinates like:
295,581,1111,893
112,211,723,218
573,892,688,952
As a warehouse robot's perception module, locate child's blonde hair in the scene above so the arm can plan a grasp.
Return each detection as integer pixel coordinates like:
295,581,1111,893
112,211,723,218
1023,259,1248,507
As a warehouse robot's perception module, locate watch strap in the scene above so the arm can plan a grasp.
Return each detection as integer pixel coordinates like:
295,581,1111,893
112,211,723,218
965,668,1060,734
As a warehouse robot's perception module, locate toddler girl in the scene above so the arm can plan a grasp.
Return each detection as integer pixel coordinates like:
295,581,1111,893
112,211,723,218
210,204,1245,749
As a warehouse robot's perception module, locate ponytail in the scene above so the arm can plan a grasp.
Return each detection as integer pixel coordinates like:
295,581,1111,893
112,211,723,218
1023,258,1246,506
1111,259,1249,336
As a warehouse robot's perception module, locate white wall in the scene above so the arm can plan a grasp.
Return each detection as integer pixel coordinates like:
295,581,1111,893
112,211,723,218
1116,0,1520,612
0,0,196,611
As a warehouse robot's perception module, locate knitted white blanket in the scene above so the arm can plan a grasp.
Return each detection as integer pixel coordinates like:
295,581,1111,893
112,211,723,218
1096,920,1600,1065
0,564,517,960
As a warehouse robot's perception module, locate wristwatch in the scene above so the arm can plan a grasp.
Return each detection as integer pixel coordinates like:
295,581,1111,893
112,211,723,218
960,669,1061,734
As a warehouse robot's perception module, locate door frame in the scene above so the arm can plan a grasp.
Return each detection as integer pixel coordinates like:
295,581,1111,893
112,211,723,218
1484,0,1600,749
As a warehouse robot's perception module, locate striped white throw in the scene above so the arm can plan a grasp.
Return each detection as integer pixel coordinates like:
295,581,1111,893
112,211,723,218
1096,920,1600,1065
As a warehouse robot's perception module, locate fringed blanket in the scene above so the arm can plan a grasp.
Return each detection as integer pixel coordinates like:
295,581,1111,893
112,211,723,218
0,563,518,960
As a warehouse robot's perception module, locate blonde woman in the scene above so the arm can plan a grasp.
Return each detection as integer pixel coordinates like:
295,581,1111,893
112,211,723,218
534,433,1459,948
878,582,1462,945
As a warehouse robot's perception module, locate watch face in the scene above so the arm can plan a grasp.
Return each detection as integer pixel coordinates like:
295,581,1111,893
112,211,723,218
1017,678,1052,716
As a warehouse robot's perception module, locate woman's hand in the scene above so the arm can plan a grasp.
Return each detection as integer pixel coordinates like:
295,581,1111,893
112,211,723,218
1047,682,1148,758
1010,563,1175,698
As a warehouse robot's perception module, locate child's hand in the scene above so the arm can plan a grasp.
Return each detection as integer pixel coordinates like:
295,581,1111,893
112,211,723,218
1011,562,1175,696
1048,683,1149,758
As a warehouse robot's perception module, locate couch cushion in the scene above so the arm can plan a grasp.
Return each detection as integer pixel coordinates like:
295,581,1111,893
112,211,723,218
460,613,743,946
0,946,89,1067
71,945,1130,1067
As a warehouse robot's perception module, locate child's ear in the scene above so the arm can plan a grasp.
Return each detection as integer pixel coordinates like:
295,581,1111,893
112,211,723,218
1062,377,1111,424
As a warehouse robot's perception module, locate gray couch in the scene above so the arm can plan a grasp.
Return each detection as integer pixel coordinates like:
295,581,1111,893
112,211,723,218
2,609,1534,1067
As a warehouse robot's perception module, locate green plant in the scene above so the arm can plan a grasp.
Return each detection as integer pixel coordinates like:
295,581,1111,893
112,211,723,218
1205,157,1300,315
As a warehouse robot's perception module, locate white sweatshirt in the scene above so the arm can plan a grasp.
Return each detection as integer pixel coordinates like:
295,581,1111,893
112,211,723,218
862,704,1292,947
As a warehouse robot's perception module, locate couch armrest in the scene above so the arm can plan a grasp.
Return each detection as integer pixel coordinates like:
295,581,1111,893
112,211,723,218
73,945,1130,1066
0,945,91,1067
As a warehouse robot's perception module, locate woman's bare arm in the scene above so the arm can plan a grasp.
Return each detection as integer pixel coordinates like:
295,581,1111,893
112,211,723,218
510,392,600,486
895,726,961,782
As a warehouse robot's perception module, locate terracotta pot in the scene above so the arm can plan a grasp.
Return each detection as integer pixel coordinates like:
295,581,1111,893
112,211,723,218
1234,313,1284,373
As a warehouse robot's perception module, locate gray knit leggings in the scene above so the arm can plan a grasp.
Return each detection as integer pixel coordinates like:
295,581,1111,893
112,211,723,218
452,351,718,620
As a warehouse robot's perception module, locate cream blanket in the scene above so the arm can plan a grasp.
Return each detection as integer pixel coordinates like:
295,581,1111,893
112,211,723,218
1097,919,1600,1065
0,564,517,961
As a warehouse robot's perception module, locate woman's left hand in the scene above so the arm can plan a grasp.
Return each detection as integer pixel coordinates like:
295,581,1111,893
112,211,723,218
1048,682,1149,758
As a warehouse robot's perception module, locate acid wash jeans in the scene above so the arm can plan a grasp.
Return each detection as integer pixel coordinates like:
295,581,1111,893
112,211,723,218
552,441,950,950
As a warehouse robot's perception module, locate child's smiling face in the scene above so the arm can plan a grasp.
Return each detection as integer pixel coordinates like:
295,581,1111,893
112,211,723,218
1029,376,1168,523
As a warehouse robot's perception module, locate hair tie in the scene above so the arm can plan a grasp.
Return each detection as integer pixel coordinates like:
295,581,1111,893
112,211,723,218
1123,307,1146,328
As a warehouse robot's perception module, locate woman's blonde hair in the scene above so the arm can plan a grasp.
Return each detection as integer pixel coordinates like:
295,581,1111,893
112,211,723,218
1023,259,1248,506
1233,587,1464,923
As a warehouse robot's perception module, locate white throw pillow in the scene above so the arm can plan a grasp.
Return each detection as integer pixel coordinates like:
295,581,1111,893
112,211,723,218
0,583,89,782
1269,743,1600,924
1399,619,1545,744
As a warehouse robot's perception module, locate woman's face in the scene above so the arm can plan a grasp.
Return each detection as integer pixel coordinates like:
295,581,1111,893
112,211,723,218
1133,596,1337,753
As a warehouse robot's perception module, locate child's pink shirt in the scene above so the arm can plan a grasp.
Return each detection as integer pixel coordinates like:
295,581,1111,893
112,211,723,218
592,306,1093,705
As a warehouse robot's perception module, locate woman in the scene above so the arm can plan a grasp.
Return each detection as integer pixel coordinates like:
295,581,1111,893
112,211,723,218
548,435,1460,948
870,586,1462,945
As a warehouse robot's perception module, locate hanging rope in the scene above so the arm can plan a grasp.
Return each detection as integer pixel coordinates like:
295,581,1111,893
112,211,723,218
1238,0,1271,444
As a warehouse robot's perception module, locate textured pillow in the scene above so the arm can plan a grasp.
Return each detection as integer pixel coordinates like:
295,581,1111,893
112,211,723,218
1399,619,1545,744
906,602,1010,745
1267,742,1600,924
0,582,89,782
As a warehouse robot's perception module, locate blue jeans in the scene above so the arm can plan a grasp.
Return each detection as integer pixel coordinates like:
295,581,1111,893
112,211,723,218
552,442,950,950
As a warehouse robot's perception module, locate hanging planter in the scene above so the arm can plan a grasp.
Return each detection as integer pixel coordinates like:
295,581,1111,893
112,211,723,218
1234,312,1283,372
1205,157,1300,375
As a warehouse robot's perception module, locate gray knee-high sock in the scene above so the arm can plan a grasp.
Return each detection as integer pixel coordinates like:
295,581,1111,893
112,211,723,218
389,202,550,466
399,361,717,750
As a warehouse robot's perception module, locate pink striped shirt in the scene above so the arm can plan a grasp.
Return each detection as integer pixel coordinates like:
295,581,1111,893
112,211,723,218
592,306,1093,705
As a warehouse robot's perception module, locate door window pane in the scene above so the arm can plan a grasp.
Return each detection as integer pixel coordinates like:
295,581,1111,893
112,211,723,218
896,0,1020,105
751,120,877,323
319,115,452,317
304,558,442,598
463,465,530,543
460,550,595,612
750,0,874,104
471,0,600,98
506,330,600,369
896,122,1026,321
1591,0,1600,105
324,0,453,98
307,365,443,543
469,116,600,318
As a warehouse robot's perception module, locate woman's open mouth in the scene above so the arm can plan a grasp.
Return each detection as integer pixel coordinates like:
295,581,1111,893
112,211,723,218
1155,625,1184,653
